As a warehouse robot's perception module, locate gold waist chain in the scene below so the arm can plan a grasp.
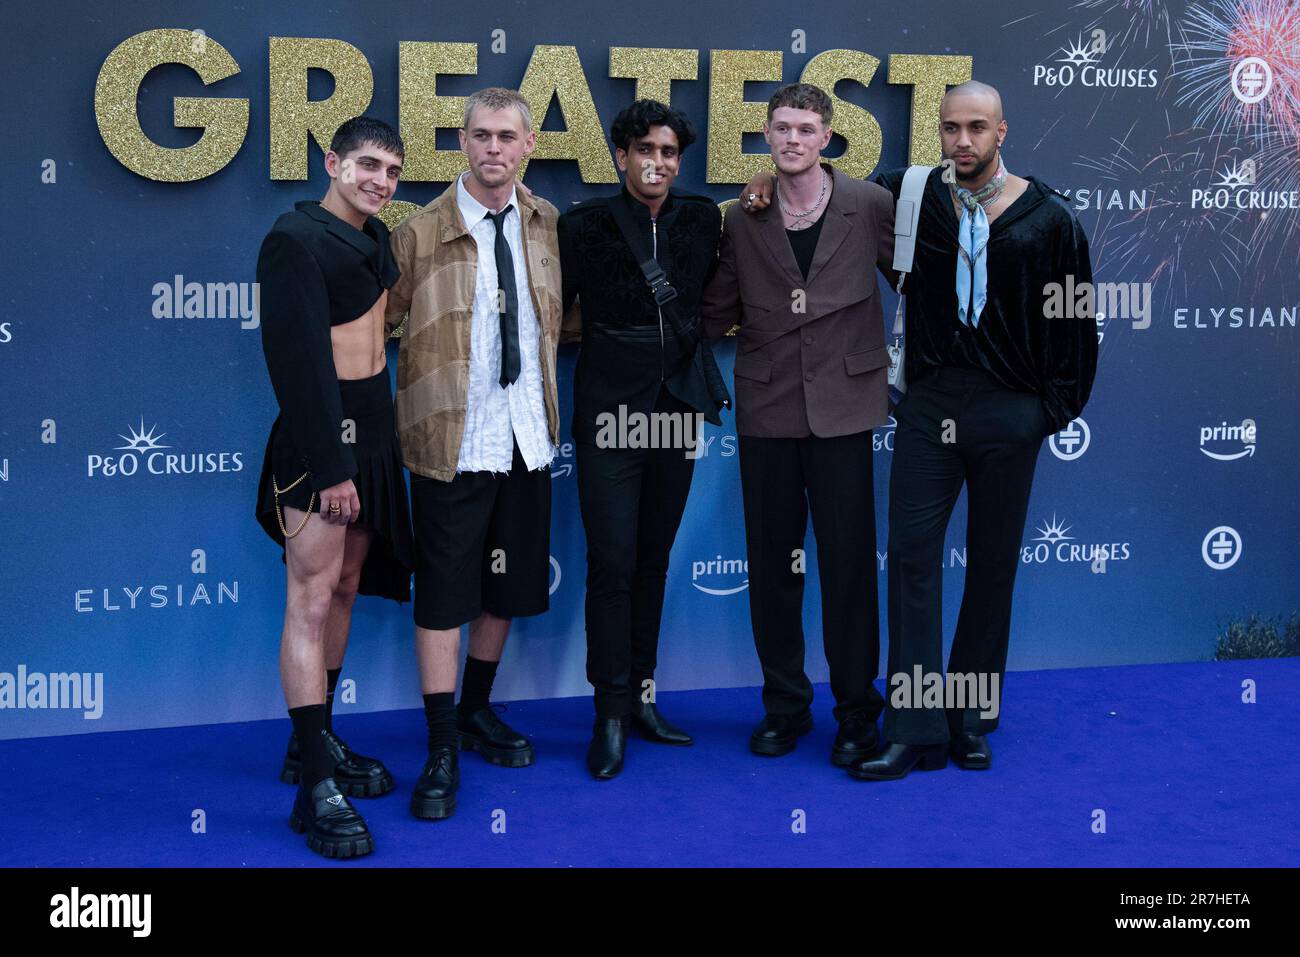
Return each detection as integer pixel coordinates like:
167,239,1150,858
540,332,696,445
271,471,315,539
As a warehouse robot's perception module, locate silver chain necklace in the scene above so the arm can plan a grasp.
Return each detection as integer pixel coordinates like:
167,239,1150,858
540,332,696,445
777,169,829,226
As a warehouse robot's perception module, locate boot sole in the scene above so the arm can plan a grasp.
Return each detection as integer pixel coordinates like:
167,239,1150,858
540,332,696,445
280,760,396,797
410,795,456,820
287,812,375,858
749,715,814,756
459,731,535,768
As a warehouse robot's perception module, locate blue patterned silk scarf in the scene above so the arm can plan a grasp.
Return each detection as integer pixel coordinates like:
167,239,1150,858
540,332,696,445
953,161,1006,328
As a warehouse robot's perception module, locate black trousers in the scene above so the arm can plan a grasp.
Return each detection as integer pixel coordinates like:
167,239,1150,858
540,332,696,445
884,365,1048,745
738,429,884,723
576,391,697,718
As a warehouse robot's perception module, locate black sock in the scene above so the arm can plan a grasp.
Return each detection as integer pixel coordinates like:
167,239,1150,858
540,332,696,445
423,692,458,752
288,704,333,789
458,656,499,716
324,668,342,732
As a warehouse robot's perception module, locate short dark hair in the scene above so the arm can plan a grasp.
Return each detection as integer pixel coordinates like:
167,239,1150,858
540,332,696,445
610,99,697,153
330,116,405,161
767,83,832,126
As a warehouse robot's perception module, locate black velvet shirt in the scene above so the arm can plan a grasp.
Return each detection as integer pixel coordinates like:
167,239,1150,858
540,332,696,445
874,167,1098,435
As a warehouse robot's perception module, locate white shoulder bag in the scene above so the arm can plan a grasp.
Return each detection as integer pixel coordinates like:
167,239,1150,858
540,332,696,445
887,164,932,400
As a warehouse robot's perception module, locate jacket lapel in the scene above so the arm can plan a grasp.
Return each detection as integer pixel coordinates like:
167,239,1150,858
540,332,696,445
297,201,379,261
755,203,806,291
803,177,851,287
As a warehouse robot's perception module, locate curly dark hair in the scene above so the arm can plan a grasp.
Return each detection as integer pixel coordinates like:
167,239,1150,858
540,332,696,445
330,116,405,160
609,99,697,153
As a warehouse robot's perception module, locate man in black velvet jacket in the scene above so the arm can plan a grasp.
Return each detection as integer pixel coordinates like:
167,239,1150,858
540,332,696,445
852,81,1098,779
557,100,728,779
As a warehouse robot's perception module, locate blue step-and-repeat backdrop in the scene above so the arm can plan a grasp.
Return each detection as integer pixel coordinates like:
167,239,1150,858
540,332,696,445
2,0,1297,738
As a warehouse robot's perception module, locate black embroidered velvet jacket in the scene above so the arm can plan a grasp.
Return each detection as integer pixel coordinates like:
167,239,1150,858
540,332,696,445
557,186,722,444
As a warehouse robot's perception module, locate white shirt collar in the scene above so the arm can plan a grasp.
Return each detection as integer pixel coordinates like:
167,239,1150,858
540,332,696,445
456,171,519,230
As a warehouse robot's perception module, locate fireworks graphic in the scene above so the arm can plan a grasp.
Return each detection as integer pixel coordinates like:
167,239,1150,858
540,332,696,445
1073,0,1176,52
1074,125,1253,309
1008,0,1295,297
1170,0,1300,286
1171,0,1300,145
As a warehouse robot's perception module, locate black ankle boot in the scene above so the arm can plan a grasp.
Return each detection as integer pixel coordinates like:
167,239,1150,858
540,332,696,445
587,716,628,780
288,777,374,858
847,742,948,781
949,732,992,769
631,699,693,745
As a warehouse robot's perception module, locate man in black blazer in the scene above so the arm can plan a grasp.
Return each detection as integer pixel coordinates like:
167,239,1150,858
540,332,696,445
255,116,414,858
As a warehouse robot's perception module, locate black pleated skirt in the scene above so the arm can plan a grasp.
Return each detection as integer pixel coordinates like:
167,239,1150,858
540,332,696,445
255,369,414,602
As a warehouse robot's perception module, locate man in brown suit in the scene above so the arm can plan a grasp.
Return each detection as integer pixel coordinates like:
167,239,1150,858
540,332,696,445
702,83,896,764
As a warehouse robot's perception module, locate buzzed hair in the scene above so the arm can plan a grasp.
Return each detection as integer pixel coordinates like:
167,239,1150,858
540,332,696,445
463,87,534,133
941,80,1004,121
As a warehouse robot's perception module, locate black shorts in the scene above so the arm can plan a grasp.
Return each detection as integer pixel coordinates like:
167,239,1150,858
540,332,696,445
410,439,552,630
255,369,414,603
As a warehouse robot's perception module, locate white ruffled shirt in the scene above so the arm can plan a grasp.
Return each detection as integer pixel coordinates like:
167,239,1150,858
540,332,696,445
454,173,555,474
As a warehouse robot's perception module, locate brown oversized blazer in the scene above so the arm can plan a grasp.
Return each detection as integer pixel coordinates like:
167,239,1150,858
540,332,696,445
702,164,898,438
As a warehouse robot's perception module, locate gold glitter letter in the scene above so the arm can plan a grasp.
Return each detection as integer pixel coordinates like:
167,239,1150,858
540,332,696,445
706,49,782,184
94,28,248,182
608,48,698,104
399,41,478,183
888,54,972,166
269,38,374,180
800,50,882,179
517,45,617,182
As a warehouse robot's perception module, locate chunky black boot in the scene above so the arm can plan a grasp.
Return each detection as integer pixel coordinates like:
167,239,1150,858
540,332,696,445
280,729,395,797
457,706,534,768
410,746,459,820
288,777,375,859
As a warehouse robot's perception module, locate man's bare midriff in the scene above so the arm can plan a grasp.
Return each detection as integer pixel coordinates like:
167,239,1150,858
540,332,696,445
331,289,389,380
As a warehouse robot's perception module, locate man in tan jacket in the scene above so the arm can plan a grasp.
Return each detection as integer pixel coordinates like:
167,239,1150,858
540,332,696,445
386,87,563,820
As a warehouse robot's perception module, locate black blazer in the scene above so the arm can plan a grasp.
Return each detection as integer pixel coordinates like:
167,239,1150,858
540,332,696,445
256,201,399,491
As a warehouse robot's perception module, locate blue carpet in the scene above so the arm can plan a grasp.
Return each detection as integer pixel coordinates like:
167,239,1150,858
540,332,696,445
2,659,1297,867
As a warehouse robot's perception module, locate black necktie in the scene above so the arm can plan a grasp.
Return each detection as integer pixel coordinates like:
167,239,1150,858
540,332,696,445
486,205,520,387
